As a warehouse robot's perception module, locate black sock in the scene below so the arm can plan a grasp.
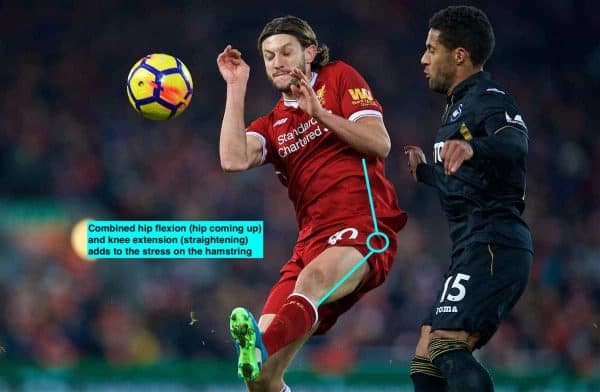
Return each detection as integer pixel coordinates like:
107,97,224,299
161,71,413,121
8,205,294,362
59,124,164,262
431,347,493,392
409,356,447,391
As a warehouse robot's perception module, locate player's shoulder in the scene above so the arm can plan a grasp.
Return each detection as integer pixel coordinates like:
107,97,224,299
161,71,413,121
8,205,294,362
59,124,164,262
471,75,519,111
319,60,361,76
474,79,511,98
248,103,283,130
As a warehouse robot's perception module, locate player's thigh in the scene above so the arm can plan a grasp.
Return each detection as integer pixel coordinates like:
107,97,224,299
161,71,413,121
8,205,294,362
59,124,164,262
294,246,369,305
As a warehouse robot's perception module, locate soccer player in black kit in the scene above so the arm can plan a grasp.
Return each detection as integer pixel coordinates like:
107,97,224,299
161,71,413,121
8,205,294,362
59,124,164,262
404,6,533,392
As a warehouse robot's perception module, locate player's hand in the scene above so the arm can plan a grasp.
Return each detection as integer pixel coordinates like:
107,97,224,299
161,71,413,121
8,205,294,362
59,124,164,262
404,145,426,182
440,140,473,175
290,68,323,117
217,45,250,85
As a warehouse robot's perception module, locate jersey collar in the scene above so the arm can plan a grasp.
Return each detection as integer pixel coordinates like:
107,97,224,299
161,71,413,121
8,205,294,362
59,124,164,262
282,72,318,108
448,71,490,102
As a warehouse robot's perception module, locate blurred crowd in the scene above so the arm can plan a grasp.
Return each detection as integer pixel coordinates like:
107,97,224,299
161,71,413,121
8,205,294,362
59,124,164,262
0,0,598,379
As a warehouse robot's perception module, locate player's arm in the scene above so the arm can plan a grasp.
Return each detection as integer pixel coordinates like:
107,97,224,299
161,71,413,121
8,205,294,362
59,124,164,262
217,45,264,172
468,93,529,162
314,111,390,158
469,127,528,161
219,85,264,171
290,68,391,159
404,145,436,186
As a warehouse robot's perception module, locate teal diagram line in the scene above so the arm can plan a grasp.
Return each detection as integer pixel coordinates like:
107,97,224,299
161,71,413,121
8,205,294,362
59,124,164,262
317,251,375,306
361,158,380,233
317,158,390,307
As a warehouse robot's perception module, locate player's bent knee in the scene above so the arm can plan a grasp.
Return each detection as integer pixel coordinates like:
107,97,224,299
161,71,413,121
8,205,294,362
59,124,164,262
430,329,479,350
428,336,470,363
427,336,493,391
415,325,432,357
415,342,429,358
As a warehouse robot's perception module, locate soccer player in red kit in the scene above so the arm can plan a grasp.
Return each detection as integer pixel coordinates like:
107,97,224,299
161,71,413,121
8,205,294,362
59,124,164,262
217,15,406,391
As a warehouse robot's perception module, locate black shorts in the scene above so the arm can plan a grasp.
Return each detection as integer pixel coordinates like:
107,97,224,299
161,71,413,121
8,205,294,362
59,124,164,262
422,243,532,348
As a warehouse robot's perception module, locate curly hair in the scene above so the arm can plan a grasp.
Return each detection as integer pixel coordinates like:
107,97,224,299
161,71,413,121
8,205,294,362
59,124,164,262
429,6,495,66
257,15,330,71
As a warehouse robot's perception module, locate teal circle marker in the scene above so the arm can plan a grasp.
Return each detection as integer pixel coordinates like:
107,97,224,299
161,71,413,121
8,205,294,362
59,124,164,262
366,232,389,254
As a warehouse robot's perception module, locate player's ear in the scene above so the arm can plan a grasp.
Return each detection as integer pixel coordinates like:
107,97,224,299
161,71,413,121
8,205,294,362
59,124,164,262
455,47,468,66
304,44,317,65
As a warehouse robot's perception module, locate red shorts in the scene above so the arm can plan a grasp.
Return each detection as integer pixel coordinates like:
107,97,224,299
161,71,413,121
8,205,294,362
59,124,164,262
262,218,399,335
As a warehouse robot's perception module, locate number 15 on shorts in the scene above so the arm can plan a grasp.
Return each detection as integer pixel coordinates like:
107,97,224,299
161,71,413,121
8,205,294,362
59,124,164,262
440,273,471,303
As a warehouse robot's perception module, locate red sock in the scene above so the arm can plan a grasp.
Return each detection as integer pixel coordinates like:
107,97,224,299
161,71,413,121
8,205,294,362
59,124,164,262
262,293,318,356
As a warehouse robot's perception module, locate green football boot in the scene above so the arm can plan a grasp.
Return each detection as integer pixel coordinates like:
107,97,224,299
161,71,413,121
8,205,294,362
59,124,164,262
230,307,268,381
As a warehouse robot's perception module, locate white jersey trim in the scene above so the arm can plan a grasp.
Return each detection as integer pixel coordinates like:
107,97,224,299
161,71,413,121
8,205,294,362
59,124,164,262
348,109,382,122
246,131,267,164
290,292,319,327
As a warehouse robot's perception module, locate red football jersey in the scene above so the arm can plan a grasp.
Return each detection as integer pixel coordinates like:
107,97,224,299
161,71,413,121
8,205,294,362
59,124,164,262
247,61,406,240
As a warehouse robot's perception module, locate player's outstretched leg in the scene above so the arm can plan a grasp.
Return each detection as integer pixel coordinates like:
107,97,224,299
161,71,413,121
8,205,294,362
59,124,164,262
230,307,268,381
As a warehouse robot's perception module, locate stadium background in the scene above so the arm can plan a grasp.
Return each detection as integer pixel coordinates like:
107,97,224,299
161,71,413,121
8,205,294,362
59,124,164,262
0,0,598,390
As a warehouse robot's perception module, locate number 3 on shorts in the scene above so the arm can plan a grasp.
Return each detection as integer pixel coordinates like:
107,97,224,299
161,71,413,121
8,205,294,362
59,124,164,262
440,273,471,303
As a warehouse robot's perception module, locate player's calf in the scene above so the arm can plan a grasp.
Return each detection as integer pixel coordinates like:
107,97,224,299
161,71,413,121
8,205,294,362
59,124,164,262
261,293,318,356
428,337,493,392
410,356,447,391
247,378,289,392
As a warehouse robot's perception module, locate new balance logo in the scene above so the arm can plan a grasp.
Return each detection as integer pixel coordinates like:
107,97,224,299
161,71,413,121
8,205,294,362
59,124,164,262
273,118,288,127
505,112,527,129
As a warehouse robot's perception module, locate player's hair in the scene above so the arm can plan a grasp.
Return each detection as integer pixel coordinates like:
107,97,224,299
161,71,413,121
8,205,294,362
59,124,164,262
258,15,330,70
429,6,495,66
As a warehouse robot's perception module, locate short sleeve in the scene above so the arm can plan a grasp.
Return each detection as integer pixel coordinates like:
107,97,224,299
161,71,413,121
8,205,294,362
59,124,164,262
246,116,271,164
476,91,528,138
337,63,383,122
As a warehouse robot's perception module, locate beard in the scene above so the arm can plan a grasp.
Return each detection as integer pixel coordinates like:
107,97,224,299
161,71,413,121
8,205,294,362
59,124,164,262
428,58,455,95
269,55,307,94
